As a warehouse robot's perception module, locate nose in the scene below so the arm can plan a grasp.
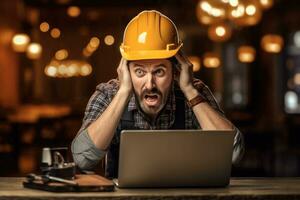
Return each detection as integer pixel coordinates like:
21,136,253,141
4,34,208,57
144,73,156,90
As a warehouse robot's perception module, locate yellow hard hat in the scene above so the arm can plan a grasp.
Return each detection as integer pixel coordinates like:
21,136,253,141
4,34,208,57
120,10,183,60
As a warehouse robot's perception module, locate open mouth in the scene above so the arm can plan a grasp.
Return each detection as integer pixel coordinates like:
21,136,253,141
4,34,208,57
144,94,160,106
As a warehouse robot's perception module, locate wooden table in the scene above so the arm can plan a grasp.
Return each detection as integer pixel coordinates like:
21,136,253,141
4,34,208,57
1,177,300,199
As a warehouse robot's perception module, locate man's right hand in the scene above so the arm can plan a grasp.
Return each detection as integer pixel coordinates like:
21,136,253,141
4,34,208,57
87,58,133,151
117,58,132,95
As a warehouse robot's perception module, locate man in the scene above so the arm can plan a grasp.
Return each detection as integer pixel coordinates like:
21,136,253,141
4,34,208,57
72,10,244,178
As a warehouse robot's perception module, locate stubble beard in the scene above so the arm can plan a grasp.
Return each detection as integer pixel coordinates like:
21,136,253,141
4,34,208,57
134,87,171,119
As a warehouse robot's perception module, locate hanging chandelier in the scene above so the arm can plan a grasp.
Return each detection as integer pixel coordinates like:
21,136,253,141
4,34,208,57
196,0,274,42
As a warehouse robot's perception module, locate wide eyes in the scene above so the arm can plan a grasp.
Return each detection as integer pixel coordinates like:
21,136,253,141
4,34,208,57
135,68,146,77
133,66,166,78
154,68,165,77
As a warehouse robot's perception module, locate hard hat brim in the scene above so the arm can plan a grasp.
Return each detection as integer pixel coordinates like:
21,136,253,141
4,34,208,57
120,45,182,61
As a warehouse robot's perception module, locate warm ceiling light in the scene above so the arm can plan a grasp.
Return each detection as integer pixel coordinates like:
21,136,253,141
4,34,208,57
188,56,201,72
50,28,61,38
229,0,239,7
45,60,92,78
261,34,284,53
40,22,50,32
200,1,212,13
82,48,92,57
245,5,256,16
197,0,266,27
12,33,30,52
57,64,68,77
229,1,262,26
27,43,41,54
244,5,261,25
26,43,42,59
203,52,221,68
67,6,81,17
86,44,96,53
104,35,115,45
196,0,225,25
237,45,256,63
68,64,79,77
199,15,214,24
80,64,92,76
210,7,225,17
199,1,225,17
216,26,226,36
208,22,232,42
89,37,100,48
44,60,60,77
230,4,245,18
45,65,58,77
259,0,273,9
55,49,68,60
197,3,212,24
83,37,101,57
83,37,100,57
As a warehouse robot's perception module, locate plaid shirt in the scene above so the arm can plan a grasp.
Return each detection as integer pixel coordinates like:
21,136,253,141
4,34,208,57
80,78,224,132
72,78,244,175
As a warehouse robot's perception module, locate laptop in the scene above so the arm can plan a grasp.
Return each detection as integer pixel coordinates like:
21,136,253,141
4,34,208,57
114,130,235,188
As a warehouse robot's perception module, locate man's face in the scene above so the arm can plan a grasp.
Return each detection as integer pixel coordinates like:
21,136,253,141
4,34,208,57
129,59,173,118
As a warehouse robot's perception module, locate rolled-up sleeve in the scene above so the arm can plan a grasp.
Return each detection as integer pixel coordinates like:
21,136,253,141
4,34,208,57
232,127,245,164
71,129,106,170
71,80,118,170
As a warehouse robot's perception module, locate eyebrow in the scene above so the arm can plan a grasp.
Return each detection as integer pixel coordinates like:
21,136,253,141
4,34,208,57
132,63,167,68
154,64,167,68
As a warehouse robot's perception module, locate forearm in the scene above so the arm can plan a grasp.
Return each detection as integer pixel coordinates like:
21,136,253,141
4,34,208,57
193,102,233,129
87,89,131,150
184,86,233,130
71,129,106,170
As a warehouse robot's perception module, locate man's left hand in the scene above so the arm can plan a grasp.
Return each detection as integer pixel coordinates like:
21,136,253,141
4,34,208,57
175,50,198,99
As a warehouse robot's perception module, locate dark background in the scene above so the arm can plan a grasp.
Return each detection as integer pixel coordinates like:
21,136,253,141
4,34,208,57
0,0,300,177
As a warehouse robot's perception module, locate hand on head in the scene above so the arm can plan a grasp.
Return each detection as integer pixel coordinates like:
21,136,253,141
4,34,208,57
117,58,132,95
174,50,194,93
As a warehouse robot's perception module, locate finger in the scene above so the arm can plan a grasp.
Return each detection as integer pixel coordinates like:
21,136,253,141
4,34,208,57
175,53,184,64
118,59,126,73
177,55,193,69
179,49,189,60
177,49,192,63
120,58,125,67
122,58,129,68
123,60,129,73
175,51,190,66
123,59,128,67
118,58,124,69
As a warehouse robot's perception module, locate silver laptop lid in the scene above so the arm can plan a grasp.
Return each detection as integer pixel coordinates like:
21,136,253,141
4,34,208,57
117,130,235,188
